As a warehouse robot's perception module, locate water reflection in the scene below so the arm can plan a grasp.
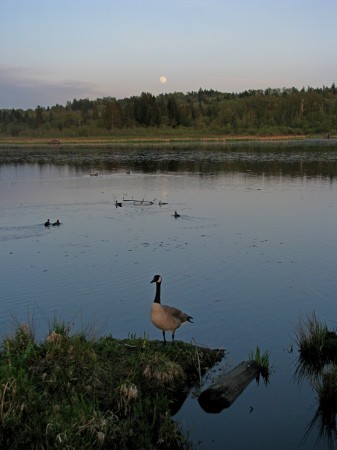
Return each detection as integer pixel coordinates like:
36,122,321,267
1,145,337,180
297,364,337,450
198,360,270,414
304,372,337,450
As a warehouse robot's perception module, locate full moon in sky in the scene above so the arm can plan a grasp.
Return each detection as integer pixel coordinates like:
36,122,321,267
159,76,167,84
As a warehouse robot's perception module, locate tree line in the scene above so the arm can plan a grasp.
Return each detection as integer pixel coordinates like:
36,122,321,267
1,84,337,137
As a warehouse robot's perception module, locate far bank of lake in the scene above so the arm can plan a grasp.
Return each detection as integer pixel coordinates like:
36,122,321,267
0,133,335,149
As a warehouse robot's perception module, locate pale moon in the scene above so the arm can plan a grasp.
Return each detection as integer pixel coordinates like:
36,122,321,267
160,76,167,84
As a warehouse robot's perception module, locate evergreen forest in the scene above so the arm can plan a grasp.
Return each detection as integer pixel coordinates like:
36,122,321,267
1,84,337,138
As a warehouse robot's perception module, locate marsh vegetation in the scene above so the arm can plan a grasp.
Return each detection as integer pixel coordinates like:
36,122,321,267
295,313,337,448
0,321,224,449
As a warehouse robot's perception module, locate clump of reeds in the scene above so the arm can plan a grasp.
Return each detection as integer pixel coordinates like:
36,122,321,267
295,312,329,360
249,346,271,383
294,314,337,447
294,312,337,383
3,321,34,354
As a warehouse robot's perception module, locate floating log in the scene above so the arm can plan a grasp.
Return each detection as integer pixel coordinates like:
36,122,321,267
198,360,259,413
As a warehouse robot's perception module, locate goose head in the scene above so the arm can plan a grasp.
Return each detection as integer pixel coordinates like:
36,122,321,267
150,274,162,284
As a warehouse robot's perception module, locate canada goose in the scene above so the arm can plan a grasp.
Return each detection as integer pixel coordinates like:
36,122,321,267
52,219,61,226
173,211,180,218
44,219,50,227
115,201,123,207
150,274,193,344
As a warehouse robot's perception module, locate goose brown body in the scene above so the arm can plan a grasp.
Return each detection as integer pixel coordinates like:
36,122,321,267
150,274,193,344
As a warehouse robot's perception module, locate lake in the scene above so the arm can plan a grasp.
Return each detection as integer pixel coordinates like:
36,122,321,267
1,143,337,449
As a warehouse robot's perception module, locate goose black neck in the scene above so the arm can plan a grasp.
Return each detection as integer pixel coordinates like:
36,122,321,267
154,282,161,304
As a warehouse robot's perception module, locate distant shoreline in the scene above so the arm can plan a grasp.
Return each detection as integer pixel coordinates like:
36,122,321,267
0,134,336,149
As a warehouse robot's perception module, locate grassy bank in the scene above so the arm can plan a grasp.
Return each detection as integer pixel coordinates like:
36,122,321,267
0,132,316,148
0,322,224,449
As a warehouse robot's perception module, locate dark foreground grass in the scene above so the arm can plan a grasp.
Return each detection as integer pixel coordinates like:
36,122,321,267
0,322,224,449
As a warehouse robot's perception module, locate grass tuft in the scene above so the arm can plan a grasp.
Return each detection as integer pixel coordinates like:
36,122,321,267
249,346,271,383
142,352,185,384
294,312,337,382
295,312,328,360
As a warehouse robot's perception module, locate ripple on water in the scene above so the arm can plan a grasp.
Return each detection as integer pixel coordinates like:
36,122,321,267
0,224,48,242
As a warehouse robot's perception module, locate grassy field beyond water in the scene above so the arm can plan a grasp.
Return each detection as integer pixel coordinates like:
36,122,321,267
0,133,323,147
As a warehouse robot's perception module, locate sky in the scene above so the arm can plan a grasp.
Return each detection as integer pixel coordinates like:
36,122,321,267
1,0,337,109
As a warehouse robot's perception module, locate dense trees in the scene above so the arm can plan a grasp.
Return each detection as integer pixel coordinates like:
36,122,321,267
1,85,336,137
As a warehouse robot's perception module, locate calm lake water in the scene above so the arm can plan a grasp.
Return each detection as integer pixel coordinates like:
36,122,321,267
1,144,337,449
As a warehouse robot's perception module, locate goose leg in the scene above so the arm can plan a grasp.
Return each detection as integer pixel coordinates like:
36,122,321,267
162,331,166,345
172,332,175,344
